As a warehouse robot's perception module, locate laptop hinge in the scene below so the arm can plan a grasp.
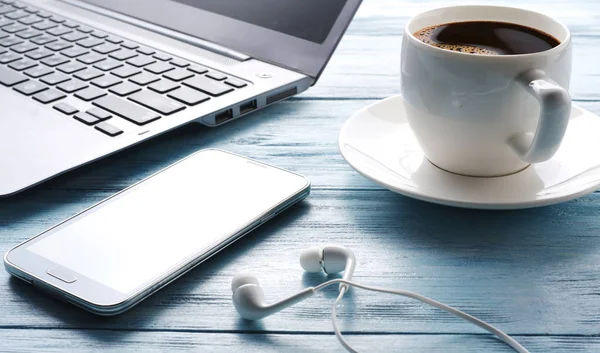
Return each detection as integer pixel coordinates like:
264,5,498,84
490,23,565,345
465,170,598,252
57,0,250,62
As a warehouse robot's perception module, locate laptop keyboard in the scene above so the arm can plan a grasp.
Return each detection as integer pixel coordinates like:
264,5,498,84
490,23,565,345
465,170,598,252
0,0,249,136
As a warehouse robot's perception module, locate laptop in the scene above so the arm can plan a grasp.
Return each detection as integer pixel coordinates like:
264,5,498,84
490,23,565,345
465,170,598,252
0,0,362,196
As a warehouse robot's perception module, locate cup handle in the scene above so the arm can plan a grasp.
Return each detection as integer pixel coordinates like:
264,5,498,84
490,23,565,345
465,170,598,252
508,69,571,163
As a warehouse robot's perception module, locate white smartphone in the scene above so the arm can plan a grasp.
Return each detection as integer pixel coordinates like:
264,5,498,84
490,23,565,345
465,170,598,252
4,149,310,315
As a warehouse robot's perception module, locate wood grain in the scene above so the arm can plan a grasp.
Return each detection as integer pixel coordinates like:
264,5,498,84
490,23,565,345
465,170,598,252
2,0,600,352
1,330,599,353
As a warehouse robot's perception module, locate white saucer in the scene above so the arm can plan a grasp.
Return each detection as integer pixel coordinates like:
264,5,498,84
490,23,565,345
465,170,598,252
339,95,600,209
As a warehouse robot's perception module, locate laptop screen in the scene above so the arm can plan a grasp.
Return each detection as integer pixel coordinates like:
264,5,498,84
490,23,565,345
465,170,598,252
73,0,363,79
172,0,346,44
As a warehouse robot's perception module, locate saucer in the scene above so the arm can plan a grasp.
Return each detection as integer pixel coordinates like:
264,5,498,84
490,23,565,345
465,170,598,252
339,95,600,209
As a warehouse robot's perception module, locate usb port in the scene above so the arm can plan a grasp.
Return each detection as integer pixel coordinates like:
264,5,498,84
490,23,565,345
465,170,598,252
240,100,257,115
215,109,233,124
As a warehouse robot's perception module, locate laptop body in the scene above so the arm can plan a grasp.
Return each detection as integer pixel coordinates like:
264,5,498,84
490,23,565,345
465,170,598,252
0,0,362,196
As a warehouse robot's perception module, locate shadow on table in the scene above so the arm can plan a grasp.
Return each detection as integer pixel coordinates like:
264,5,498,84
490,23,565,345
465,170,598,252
0,101,294,226
7,199,311,343
356,192,600,266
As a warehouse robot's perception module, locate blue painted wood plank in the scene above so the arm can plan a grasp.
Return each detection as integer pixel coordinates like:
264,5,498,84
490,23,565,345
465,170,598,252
1,330,599,352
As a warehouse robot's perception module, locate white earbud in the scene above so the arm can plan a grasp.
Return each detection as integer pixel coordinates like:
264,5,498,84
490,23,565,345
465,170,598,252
231,271,315,320
232,245,356,320
300,245,356,291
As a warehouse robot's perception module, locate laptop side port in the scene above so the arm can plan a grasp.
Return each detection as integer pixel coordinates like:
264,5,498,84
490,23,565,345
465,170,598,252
215,109,233,124
240,100,257,115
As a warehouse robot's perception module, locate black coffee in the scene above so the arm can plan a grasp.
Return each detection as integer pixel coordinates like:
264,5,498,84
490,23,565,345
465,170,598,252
414,21,560,55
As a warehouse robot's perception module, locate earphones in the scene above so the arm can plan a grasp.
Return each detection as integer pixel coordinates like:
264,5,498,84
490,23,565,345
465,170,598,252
232,245,530,353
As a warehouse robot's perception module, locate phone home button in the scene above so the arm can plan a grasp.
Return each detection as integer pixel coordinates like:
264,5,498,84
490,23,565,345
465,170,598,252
47,268,77,283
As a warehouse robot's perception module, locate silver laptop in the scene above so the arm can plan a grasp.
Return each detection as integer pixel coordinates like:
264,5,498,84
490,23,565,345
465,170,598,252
0,0,362,196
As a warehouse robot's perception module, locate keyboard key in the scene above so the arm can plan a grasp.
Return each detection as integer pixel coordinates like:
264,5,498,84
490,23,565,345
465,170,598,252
23,6,38,14
30,34,56,45
74,86,106,101
0,5,15,15
74,112,99,125
111,65,140,78
10,3,24,9
53,101,77,115
62,20,78,28
126,55,155,67
10,41,36,53
41,54,68,67
86,107,111,120
45,40,71,51
19,15,44,26
137,47,154,55
24,65,51,78
57,61,86,74
95,121,122,136
47,26,72,36
188,65,208,74
93,58,122,71
61,31,86,42
32,88,65,103
105,36,122,44
15,28,40,39
26,47,52,59
93,43,119,54
91,74,121,88
0,65,27,86
74,67,103,81
0,36,22,47
2,23,26,33
0,51,20,63
40,72,69,85
77,52,104,64
145,61,173,74
32,21,57,31
206,71,227,81
153,52,171,61
8,57,35,70
108,81,140,96
76,37,103,48
109,49,137,61
76,25,93,33
13,80,47,95
61,46,87,58
5,10,28,20
128,90,185,115
129,72,159,85
57,79,87,93
0,19,12,28
36,11,52,19
225,78,247,88
90,31,107,39
18,15,42,25
148,79,179,93
163,68,193,81
183,76,233,97
169,58,189,67
120,41,138,50
167,86,210,106
49,15,65,23
94,95,160,125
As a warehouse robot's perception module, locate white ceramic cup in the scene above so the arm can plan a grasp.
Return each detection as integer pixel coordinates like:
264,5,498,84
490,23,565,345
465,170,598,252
401,6,572,177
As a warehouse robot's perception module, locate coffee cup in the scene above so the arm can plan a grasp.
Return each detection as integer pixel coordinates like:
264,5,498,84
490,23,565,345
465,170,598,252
401,6,572,177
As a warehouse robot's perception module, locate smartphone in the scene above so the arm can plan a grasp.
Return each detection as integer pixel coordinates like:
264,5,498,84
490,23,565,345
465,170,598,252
4,149,310,315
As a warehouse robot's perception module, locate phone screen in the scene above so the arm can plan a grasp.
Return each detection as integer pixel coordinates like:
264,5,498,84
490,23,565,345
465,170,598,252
19,150,308,295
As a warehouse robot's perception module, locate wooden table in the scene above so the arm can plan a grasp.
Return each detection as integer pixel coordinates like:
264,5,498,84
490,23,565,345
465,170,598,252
2,0,600,351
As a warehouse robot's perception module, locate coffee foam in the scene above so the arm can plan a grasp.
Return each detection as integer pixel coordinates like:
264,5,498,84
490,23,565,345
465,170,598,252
414,27,499,55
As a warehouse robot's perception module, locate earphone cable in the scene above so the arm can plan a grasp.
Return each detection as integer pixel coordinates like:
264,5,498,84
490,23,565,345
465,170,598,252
315,279,530,353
